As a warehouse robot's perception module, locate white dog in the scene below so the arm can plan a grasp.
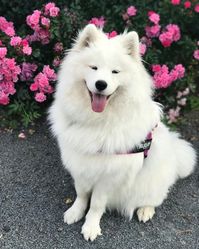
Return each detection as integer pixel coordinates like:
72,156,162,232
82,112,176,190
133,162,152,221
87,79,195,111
49,24,196,241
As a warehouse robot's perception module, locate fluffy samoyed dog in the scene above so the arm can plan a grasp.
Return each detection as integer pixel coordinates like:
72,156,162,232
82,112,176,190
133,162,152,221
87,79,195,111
49,24,196,241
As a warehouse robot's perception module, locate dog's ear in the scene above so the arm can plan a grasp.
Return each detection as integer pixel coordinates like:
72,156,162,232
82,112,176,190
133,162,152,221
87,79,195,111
123,31,140,59
73,24,100,50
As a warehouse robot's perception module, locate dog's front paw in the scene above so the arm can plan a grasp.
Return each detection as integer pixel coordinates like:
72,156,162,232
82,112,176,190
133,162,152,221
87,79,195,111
64,205,85,225
137,206,155,223
81,221,102,241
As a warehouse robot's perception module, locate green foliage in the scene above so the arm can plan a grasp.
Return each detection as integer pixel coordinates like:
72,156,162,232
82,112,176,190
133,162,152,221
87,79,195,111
8,100,41,127
189,96,199,110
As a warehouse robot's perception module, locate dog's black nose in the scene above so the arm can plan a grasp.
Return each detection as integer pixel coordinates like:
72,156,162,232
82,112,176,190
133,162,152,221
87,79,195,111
95,80,107,91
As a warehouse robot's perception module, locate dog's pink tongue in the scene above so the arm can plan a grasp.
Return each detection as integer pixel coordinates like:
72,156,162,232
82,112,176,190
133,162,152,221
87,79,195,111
91,93,107,112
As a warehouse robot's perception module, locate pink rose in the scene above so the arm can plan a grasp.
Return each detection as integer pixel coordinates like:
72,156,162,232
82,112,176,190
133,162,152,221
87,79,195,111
149,13,160,24
45,2,55,15
152,65,161,72
4,27,15,37
33,72,53,94
171,0,181,5
152,64,184,89
30,10,41,25
0,57,21,106
194,4,199,13
139,43,147,55
166,24,181,41
35,73,49,89
30,83,38,91
22,45,32,55
35,92,47,102
43,65,57,81
145,25,161,38
193,49,199,60
41,17,50,27
0,17,8,31
0,92,9,105
184,1,191,8
5,58,16,70
49,7,60,17
26,10,41,30
159,32,173,47
127,6,137,16
107,31,118,39
21,39,28,47
170,64,185,81
173,64,185,79
152,65,171,88
159,24,180,47
0,47,7,58
169,69,179,81
89,17,106,28
10,36,22,46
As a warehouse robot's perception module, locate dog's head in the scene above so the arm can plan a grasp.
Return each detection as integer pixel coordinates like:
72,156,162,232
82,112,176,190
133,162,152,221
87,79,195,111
58,24,153,115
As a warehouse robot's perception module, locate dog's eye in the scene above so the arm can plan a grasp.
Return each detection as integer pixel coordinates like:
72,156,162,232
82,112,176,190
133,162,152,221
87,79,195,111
112,70,120,74
90,66,98,70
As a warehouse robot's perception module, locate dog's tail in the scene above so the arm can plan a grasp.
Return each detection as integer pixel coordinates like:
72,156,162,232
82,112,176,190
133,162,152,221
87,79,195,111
174,137,197,178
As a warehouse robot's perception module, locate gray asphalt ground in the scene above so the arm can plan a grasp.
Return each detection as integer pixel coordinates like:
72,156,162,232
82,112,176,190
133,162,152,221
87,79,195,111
0,113,198,249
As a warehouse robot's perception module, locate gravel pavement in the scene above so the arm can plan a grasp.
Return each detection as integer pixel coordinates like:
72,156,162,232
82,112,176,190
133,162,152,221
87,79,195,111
0,114,198,249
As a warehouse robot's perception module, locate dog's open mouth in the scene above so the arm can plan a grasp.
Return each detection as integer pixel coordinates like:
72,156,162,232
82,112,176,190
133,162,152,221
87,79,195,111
88,91,110,113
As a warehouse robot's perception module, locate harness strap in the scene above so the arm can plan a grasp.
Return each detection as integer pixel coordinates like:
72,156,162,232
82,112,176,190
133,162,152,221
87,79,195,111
117,124,157,158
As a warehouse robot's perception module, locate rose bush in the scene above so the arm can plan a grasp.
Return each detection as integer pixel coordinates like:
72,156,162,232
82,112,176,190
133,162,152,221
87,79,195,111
0,0,198,127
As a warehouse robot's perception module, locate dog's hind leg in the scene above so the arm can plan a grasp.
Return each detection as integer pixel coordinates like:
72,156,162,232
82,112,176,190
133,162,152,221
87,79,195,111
137,206,155,223
64,181,89,225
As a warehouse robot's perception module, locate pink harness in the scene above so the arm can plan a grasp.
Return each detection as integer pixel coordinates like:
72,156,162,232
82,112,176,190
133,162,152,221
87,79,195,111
117,125,157,158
